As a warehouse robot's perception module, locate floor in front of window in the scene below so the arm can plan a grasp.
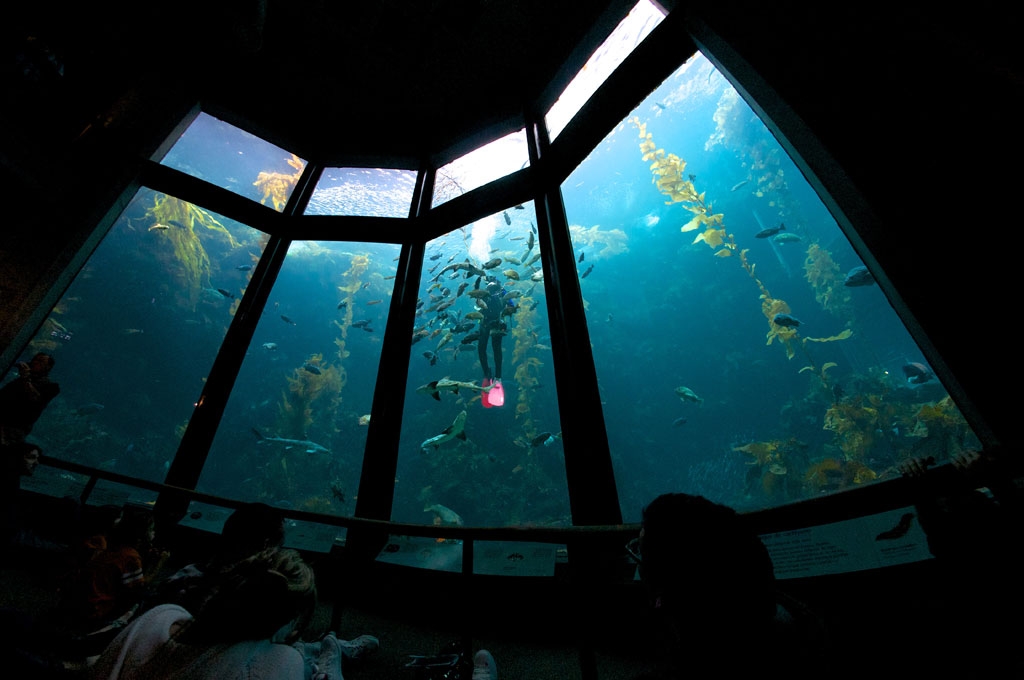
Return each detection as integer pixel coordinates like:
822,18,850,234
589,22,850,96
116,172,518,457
0,539,649,680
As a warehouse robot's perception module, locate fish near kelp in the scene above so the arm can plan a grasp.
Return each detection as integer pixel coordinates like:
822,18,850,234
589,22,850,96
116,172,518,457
530,431,562,447
843,265,875,287
252,428,331,455
902,362,934,385
674,386,703,405
421,410,468,451
772,313,802,328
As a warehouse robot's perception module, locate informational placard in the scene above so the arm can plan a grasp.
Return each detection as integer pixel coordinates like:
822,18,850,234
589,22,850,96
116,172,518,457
283,520,342,553
176,503,339,553
375,535,463,573
85,480,158,508
473,541,556,577
20,466,89,499
760,507,933,579
177,502,234,534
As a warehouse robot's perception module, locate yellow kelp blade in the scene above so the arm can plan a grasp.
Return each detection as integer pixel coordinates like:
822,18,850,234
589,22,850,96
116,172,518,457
803,329,854,343
681,215,702,232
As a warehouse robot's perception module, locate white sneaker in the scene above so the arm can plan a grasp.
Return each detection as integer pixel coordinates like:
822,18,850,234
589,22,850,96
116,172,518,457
472,649,497,680
337,634,380,661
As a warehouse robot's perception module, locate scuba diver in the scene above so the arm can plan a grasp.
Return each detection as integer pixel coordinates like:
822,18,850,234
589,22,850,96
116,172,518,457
478,278,514,408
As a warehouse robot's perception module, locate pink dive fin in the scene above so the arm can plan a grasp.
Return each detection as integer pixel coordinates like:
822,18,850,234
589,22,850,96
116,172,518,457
488,381,505,407
481,378,493,408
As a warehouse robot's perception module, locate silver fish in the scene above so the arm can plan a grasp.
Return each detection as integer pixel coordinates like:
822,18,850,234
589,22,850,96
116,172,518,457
252,428,331,454
420,410,468,451
416,378,492,401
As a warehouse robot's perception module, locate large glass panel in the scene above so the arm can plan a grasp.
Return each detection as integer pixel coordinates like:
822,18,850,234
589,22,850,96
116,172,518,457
561,52,981,519
306,167,418,217
393,204,570,528
432,130,530,207
199,241,400,515
546,0,665,141
6,188,267,484
159,112,307,212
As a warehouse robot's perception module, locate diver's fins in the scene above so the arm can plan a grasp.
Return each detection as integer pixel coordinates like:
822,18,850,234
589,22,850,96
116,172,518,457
481,378,493,408
488,380,505,407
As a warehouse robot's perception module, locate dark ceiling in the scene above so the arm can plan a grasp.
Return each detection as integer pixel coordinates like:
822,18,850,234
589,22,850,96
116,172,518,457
7,0,641,168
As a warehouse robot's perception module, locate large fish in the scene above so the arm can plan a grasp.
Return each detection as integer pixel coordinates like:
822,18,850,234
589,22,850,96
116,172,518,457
843,265,875,287
772,232,802,244
416,377,493,401
425,503,464,525
421,410,468,451
755,222,786,238
902,362,934,385
772,313,802,328
252,428,331,454
674,386,704,405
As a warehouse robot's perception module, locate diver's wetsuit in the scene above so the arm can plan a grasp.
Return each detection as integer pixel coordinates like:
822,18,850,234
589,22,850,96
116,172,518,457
478,286,509,381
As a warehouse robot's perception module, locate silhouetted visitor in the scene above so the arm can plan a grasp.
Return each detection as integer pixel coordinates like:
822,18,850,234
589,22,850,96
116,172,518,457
627,492,828,679
0,353,60,447
1,440,42,554
900,447,1024,676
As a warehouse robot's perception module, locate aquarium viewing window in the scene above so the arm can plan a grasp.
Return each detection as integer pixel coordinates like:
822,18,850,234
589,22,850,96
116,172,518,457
432,129,529,207
306,167,418,218
545,0,665,141
197,240,400,516
3,6,983,536
159,112,308,212
11,187,268,487
561,50,981,518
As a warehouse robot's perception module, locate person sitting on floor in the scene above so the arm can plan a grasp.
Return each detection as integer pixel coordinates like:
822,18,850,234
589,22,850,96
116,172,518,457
152,501,286,614
54,504,169,658
91,546,322,679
